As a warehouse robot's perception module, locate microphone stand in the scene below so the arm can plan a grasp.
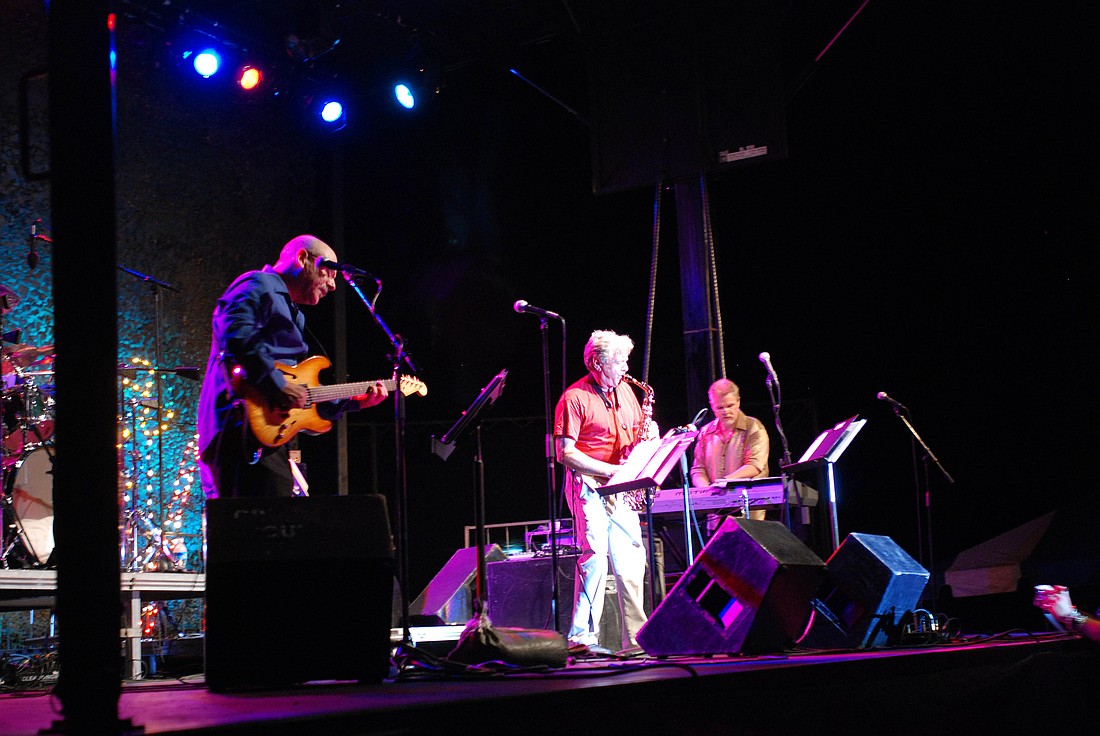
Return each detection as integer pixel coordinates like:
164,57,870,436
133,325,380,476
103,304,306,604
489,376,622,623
344,272,419,643
117,264,181,571
764,375,795,529
886,402,954,610
522,313,566,633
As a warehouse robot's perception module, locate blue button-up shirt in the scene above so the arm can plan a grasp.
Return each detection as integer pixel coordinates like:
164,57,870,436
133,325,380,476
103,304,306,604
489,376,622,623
197,266,307,459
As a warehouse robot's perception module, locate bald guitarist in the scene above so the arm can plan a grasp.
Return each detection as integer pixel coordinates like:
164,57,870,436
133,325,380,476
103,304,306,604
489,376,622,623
197,235,393,499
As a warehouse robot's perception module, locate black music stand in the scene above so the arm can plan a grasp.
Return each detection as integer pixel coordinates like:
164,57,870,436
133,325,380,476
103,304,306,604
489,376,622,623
780,414,866,551
430,369,508,623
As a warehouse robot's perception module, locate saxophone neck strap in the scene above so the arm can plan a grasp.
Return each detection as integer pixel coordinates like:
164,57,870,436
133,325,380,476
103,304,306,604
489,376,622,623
589,375,615,409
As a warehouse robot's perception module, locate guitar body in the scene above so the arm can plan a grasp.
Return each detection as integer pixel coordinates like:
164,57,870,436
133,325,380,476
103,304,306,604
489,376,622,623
236,356,427,448
237,356,334,448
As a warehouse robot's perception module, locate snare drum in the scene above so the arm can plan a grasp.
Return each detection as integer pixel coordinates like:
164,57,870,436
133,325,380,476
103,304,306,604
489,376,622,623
7,445,55,566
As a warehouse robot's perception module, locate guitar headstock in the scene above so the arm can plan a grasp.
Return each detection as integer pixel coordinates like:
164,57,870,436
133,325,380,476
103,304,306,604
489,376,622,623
399,375,428,397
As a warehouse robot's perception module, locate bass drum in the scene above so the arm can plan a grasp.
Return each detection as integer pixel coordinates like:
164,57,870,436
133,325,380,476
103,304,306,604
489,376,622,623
8,445,55,566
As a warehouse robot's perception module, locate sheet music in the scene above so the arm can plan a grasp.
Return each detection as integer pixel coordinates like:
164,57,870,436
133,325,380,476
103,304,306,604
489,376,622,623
606,437,663,487
797,415,859,463
600,430,698,495
781,414,865,474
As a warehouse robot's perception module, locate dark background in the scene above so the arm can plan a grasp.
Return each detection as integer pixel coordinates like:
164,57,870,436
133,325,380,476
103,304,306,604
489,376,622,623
2,1,1095,601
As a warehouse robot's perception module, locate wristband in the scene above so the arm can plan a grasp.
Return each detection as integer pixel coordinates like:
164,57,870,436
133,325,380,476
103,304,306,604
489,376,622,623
1063,608,1089,634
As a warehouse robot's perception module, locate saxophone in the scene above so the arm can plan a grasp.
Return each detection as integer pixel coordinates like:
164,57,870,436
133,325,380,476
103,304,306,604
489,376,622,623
620,374,655,512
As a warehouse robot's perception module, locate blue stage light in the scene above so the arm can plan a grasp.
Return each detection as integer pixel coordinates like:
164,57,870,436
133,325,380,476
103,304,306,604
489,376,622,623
192,48,222,78
317,99,347,131
320,100,344,122
394,83,416,110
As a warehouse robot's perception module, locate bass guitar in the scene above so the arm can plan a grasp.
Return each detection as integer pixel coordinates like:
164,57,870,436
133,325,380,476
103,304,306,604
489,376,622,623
236,355,427,447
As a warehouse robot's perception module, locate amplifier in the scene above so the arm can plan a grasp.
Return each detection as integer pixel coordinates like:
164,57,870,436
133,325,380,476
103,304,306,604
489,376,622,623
486,539,664,651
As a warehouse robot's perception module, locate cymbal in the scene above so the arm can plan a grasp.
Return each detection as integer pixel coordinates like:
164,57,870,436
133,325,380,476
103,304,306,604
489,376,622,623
0,284,18,314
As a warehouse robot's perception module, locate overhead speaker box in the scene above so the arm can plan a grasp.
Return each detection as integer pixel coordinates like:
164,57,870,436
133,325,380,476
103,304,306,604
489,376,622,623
205,494,395,691
806,533,930,649
588,0,788,194
637,517,825,656
412,544,507,624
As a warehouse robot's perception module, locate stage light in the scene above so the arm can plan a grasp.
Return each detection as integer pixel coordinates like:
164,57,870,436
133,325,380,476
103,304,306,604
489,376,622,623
394,83,417,110
320,100,344,122
236,65,263,91
191,47,222,78
390,68,440,112
317,99,347,131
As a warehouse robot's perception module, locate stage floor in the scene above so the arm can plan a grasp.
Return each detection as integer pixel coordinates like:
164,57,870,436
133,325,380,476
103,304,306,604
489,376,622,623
1,630,1092,736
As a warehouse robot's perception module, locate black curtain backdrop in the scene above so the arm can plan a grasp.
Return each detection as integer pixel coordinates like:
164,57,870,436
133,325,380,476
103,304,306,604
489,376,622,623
1,1,1095,598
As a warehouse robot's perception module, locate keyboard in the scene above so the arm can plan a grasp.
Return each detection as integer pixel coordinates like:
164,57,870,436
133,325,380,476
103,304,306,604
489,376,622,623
644,479,786,514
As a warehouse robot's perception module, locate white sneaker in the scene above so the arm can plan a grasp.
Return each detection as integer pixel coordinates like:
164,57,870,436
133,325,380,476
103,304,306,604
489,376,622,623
568,632,599,648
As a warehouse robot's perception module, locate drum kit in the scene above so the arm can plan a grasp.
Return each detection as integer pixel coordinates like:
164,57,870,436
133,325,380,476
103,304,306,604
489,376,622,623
3,281,203,572
2,284,57,568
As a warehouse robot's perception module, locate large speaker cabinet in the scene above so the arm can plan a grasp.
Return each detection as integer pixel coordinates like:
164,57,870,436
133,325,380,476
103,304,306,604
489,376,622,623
205,495,395,691
637,517,825,656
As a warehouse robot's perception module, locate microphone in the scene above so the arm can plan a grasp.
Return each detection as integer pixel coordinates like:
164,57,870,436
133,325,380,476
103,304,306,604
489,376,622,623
28,221,39,269
758,351,779,383
876,391,908,411
316,257,372,276
513,300,561,320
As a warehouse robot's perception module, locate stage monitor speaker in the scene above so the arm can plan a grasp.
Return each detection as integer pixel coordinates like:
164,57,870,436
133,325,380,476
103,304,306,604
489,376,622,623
637,517,825,656
411,544,507,624
807,533,930,649
205,494,395,691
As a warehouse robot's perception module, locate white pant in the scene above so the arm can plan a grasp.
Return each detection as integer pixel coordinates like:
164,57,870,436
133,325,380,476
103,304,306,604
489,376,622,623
564,472,648,649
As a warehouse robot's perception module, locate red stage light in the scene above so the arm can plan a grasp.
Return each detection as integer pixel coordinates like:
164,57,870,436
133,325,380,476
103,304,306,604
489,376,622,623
237,65,263,91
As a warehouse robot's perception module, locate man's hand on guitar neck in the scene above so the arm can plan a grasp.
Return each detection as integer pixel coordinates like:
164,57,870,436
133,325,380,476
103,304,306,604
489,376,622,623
351,381,389,410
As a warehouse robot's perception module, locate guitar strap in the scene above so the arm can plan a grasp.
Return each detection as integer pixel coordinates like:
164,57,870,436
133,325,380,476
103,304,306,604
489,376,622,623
288,455,309,496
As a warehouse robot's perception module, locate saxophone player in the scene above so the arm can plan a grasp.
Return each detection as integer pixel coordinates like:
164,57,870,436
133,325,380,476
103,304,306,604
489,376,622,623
553,329,657,653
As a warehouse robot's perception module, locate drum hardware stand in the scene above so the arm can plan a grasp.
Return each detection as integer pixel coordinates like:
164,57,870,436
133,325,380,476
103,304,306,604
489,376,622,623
118,396,183,572
1,478,25,568
117,265,186,574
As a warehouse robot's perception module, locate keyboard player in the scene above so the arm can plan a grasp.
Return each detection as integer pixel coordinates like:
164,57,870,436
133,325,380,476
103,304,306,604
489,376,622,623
689,378,771,526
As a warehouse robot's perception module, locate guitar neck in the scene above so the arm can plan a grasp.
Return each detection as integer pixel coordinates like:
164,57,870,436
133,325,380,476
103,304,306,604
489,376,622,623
306,379,399,405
